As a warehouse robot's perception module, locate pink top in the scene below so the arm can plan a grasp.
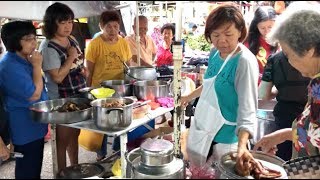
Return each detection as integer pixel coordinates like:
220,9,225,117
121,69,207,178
155,43,173,67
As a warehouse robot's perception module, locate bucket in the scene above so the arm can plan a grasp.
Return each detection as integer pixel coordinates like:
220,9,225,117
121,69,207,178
78,129,104,152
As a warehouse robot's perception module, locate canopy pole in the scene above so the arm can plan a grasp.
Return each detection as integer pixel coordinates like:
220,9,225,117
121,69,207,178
172,1,183,158
135,1,141,66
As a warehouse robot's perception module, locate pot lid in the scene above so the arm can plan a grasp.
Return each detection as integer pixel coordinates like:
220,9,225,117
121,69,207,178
57,163,104,179
140,138,173,156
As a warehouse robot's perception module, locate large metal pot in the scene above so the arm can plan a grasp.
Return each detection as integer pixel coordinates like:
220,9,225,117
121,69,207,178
125,67,157,81
90,97,134,131
140,138,174,166
30,98,92,124
126,139,185,179
100,80,133,97
133,80,170,101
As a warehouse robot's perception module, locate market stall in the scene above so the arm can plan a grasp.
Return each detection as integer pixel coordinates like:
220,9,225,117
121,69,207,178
61,106,174,178
0,1,190,179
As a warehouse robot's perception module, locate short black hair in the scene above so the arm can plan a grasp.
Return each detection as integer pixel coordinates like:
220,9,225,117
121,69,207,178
160,23,175,36
42,2,74,39
99,10,121,27
1,21,36,52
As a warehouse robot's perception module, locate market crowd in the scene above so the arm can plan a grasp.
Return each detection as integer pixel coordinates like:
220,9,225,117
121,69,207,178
1,1,320,179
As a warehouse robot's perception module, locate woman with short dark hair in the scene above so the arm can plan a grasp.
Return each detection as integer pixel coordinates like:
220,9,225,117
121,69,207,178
181,3,259,170
0,20,48,179
84,10,132,161
39,2,87,172
155,23,175,67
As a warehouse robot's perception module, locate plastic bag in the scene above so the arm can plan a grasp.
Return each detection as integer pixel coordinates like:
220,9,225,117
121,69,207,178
188,155,217,179
111,159,121,177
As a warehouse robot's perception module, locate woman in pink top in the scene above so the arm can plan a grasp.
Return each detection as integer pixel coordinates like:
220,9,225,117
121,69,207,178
155,23,175,67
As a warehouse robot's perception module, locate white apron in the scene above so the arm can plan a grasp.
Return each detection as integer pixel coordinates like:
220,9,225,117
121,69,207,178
187,44,239,166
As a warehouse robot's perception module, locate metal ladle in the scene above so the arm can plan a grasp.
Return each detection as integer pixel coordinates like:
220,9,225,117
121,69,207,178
119,59,130,74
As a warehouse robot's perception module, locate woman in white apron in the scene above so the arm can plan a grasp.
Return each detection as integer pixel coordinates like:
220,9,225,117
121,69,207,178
181,4,259,169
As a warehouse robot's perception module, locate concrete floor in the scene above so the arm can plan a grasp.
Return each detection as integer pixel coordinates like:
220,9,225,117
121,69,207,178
0,140,115,179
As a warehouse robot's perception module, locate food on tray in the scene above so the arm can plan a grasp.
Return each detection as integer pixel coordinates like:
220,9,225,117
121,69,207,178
101,101,126,108
51,101,91,112
231,153,282,179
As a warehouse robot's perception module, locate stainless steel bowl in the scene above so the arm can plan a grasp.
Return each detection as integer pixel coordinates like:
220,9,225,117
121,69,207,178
133,80,170,101
125,67,157,81
100,80,133,97
90,97,134,131
168,65,196,73
30,98,92,124
79,87,96,100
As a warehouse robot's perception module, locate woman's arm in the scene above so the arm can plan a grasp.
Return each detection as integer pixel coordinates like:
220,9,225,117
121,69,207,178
0,136,10,161
47,46,78,84
85,60,95,87
253,128,292,153
181,85,203,108
258,81,278,100
27,51,44,101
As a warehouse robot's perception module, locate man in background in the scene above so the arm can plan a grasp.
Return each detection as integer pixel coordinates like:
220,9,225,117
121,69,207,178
125,15,157,67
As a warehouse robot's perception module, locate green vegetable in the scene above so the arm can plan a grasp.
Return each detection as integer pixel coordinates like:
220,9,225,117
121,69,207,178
184,34,211,52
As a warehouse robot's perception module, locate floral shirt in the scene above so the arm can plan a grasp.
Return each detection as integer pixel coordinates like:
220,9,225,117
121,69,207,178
293,73,320,157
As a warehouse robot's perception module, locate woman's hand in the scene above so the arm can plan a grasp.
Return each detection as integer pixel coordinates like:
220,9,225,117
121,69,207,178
80,66,89,79
253,129,292,154
0,138,10,161
236,145,265,175
181,95,191,109
67,46,78,60
27,50,43,68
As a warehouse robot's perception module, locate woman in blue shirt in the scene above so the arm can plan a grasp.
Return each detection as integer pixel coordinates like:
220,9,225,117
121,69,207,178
181,4,259,170
0,21,48,179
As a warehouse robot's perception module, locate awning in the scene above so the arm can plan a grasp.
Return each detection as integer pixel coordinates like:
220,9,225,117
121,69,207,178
0,1,122,20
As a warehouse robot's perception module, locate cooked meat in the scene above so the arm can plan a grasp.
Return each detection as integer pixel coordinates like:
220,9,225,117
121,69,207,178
101,101,126,108
233,153,282,179
51,101,91,112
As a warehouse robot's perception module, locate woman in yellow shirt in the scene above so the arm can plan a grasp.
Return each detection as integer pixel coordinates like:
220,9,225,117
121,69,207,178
85,10,132,161
85,10,132,87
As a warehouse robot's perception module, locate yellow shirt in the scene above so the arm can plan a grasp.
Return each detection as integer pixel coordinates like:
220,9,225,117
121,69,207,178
85,35,132,87
125,34,157,65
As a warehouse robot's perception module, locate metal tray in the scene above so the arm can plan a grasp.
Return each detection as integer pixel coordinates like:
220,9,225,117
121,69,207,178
30,98,92,124
218,151,287,179
57,163,105,179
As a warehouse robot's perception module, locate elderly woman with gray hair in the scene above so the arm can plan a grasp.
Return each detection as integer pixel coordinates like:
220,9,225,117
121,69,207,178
252,1,320,162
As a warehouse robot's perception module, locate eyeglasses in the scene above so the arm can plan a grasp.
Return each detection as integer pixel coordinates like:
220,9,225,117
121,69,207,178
21,36,37,42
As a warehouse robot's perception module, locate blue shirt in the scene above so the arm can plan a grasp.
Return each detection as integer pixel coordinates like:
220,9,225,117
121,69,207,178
0,52,48,145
